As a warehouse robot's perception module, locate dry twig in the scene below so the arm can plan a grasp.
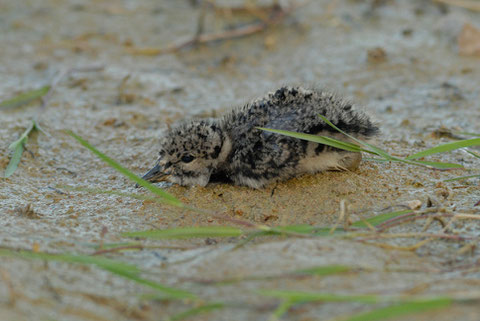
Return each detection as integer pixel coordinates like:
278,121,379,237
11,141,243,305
363,238,434,251
129,2,303,55
375,208,453,232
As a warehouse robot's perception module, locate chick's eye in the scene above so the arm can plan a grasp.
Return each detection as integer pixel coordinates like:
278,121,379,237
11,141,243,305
181,155,195,163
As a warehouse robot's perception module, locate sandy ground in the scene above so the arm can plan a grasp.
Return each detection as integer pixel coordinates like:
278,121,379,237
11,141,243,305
1,0,480,320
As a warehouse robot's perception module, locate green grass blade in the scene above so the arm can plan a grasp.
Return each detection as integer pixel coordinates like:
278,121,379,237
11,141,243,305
0,249,195,299
406,138,480,160
257,127,366,153
444,174,480,182
352,210,412,228
319,135,370,153
295,265,351,276
166,303,225,321
1,249,139,274
272,299,294,319
0,85,50,109
339,298,451,321
312,227,345,236
8,120,36,150
259,290,379,304
466,150,480,159
267,212,413,236
231,231,270,250
363,157,390,162
456,132,480,137
4,120,37,178
268,224,318,234
119,273,196,300
362,155,457,170
264,225,343,237
411,160,463,169
123,226,243,239
260,116,475,171
4,139,25,178
89,241,142,250
187,265,353,285
66,130,184,208
317,115,392,160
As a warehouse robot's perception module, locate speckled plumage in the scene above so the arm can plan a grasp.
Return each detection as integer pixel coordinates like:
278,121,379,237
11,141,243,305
141,86,378,188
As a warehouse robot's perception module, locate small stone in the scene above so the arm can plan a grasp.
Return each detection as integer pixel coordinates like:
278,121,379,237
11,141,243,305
205,238,217,245
406,200,422,210
367,47,387,63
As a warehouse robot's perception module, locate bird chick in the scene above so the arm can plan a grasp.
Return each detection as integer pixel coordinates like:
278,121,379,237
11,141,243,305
141,86,378,189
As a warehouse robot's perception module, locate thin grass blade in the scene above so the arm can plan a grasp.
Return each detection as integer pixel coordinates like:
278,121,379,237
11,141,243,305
363,157,390,162
406,138,480,160
0,249,139,273
466,150,480,159
259,290,379,304
4,120,37,178
272,299,294,319
123,226,243,239
320,135,371,153
119,273,196,300
268,224,318,234
257,127,366,153
317,115,392,159
232,231,270,250
363,155,458,170
4,140,25,178
295,265,352,276
0,85,50,109
90,241,142,250
8,120,36,150
456,132,480,137
167,303,225,321
444,174,480,182
411,160,464,169
66,130,183,207
352,210,412,228
312,227,345,236
265,224,340,237
0,248,195,299
338,298,451,321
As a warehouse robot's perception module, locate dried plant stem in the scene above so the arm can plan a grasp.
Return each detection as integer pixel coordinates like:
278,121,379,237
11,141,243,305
330,199,347,234
375,208,456,232
433,0,480,11
130,2,302,55
364,238,434,251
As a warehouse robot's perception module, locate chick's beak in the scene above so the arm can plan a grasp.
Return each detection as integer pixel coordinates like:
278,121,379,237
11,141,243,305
136,163,168,188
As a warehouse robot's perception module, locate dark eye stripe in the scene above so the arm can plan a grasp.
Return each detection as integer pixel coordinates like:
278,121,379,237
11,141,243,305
181,155,195,163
